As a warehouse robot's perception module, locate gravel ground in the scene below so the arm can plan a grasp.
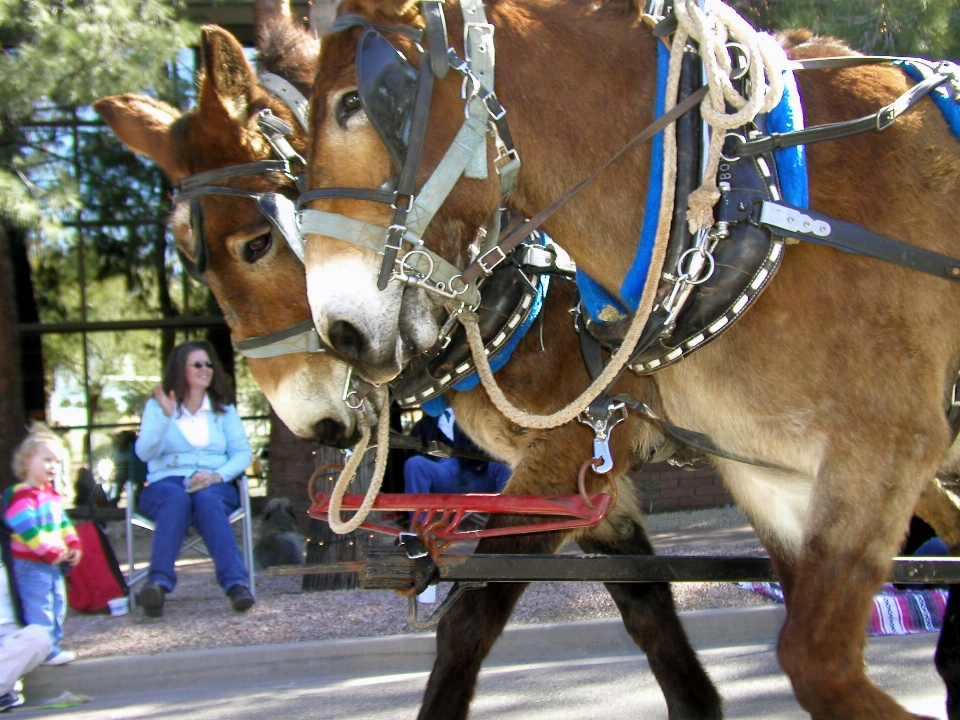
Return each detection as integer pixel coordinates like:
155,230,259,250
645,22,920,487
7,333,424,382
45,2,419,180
63,507,772,659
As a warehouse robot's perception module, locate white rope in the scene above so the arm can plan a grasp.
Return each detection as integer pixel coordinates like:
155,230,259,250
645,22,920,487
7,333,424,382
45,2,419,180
673,0,788,232
325,408,391,534
457,26,685,430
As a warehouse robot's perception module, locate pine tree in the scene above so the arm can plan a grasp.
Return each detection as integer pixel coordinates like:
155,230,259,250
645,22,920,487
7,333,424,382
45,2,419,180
0,1,194,488
733,0,960,59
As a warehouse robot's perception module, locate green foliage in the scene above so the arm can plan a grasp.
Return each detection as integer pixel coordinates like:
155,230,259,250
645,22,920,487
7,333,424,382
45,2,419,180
0,0,195,230
0,0,195,114
733,0,960,59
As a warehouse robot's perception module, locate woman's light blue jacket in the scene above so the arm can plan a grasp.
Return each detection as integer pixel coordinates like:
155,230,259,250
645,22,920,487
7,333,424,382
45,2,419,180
134,398,252,485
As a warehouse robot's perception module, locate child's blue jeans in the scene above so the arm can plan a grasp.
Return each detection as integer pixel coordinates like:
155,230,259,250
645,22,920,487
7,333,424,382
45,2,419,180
12,559,65,659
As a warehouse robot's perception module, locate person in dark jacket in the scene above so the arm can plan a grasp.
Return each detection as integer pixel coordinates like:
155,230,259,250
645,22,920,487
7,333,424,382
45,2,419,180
403,409,511,495
0,523,53,711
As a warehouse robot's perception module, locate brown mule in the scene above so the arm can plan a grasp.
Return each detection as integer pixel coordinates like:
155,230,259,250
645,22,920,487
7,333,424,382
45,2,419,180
95,15,725,720
301,1,960,718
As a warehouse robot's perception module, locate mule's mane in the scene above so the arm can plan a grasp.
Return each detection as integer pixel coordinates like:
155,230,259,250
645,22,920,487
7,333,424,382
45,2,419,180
256,15,319,95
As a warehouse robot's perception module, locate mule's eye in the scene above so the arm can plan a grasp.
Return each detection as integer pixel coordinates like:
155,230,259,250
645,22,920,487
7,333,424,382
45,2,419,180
337,90,362,126
243,232,272,263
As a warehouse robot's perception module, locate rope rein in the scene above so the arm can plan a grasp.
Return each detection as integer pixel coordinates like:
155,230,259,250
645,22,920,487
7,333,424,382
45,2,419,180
674,0,787,232
323,409,391,534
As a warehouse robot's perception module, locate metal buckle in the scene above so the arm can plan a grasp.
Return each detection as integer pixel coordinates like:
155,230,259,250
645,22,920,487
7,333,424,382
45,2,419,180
476,245,507,275
877,105,896,131
384,225,407,252
398,532,429,559
481,90,506,121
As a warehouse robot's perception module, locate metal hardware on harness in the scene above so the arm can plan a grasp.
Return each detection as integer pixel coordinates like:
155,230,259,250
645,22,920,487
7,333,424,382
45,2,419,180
342,367,365,410
395,250,473,301
660,227,719,328
474,245,508,276
436,304,465,349
759,202,831,238
408,581,487,630
578,402,628,474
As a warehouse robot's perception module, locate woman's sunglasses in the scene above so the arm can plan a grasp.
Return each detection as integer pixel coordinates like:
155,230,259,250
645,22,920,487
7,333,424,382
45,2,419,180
190,361,214,369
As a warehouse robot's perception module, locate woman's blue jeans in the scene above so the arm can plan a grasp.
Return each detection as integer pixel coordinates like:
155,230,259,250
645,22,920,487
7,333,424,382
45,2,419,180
138,478,248,593
12,559,65,658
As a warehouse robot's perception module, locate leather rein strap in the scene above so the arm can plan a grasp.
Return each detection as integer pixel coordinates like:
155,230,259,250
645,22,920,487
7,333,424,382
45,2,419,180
460,85,710,285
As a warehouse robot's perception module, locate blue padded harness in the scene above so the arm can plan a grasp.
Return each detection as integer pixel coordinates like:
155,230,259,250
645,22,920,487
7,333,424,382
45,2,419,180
578,43,809,324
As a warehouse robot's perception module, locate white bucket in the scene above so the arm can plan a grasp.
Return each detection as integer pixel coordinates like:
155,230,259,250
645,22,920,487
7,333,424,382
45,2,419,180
107,597,129,616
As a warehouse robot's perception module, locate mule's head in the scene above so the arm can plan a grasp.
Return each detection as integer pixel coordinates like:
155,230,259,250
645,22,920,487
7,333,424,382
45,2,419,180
303,0,502,383
95,23,375,446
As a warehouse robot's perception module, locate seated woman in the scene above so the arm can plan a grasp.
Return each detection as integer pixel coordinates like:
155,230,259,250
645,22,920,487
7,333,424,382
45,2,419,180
134,341,254,617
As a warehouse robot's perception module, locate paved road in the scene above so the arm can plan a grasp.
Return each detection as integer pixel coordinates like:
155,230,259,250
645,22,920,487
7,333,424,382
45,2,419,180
20,607,948,719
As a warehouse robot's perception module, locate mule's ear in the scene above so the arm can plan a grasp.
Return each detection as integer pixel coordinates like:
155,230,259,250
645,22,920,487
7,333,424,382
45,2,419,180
93,95,187,182
338,0,420,25
199,25,259,125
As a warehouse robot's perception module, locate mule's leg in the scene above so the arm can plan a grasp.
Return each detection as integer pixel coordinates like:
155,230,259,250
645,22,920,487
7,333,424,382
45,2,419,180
418,522,565,720
578,487,723,720
914,479,960,720
758,459,935,720
937,586,960,720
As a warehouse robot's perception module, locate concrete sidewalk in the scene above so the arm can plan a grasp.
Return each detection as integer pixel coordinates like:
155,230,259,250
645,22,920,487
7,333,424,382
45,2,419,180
24,605,788,702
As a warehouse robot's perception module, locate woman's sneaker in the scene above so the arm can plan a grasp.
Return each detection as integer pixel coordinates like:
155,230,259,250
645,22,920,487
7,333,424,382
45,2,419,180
43,650,76,666
137,581,166,618
226,584,254,612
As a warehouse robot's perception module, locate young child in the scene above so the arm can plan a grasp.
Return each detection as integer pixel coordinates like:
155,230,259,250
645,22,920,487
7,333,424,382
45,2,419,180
3,425,82,666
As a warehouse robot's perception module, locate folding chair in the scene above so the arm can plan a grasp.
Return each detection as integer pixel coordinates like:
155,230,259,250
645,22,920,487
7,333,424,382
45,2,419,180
124,477,255,604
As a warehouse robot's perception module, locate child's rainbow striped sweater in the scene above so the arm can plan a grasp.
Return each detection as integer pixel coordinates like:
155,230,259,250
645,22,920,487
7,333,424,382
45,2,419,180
3,483,80,563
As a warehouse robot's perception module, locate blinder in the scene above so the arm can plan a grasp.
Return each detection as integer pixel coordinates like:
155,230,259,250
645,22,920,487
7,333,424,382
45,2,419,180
179,188,305,267
356,28,421,172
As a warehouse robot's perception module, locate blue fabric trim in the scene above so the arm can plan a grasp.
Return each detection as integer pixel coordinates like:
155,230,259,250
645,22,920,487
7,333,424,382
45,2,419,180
768,69,808,208
897,61,960,140
451,273,550,393
620,40,669,311
578,41,669,323
420,396,447,417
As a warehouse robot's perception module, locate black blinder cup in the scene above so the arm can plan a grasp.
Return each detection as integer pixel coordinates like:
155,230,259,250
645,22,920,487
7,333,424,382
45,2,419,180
356,29,420,172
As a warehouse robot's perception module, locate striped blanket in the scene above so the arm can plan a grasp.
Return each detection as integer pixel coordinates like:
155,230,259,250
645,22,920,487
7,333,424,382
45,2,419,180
738,582,949,636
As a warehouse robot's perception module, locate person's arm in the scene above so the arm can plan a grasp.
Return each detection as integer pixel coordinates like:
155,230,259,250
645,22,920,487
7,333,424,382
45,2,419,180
3,487,65,564
212,406,252,482
134,398,173,462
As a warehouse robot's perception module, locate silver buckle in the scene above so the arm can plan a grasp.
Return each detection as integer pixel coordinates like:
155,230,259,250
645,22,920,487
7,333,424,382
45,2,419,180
476,245,507,275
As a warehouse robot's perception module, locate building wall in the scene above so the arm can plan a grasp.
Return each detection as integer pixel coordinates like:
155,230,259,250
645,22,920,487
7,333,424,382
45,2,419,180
631,462,733,514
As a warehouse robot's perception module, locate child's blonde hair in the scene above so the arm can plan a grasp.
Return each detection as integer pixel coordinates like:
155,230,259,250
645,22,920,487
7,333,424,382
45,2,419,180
11,423,65,482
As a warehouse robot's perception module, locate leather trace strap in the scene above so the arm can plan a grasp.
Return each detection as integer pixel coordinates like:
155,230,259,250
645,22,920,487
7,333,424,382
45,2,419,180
718,193,960,283
460,85,710,285
732,59,956,158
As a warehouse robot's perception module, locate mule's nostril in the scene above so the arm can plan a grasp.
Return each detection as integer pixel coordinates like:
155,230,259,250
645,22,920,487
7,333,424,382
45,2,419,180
328,320,367,363
313,419,349,448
